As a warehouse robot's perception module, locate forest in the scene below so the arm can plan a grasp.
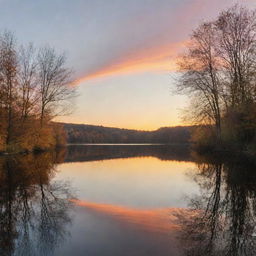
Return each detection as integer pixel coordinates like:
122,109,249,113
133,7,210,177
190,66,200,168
63,123,192,144
0,32,75,153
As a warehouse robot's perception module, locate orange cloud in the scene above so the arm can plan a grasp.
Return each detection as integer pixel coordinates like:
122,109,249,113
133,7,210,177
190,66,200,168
71,199,197,234
72,0,250,85
72,41,185,85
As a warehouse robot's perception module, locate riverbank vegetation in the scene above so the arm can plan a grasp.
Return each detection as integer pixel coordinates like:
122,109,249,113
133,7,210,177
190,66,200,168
0,31,75,153
177,5,256,153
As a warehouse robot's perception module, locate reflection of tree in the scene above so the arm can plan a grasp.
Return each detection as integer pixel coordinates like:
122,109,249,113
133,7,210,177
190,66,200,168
180,154,256,256
65,144,191,162
0,150,73,256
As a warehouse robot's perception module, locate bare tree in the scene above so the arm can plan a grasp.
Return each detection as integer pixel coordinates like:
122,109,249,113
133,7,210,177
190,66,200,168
0,31,18,145
177,22,222,139
18,43,38,121
177,5,256,145
37,46,76,126
215,6,256,108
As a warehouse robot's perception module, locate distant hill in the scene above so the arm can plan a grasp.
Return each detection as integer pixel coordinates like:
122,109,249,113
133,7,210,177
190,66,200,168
61,123,194,144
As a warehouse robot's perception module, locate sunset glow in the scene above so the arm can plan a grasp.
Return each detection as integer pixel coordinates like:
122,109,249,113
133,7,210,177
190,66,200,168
5,0,254,129
72,42,184,84
2,1,256,255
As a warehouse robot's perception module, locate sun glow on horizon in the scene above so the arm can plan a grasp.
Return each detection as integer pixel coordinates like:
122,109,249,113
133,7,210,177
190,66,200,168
56,117,185,131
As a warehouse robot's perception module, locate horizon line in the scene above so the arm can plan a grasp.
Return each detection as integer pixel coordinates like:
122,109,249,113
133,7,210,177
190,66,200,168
57,121,194,132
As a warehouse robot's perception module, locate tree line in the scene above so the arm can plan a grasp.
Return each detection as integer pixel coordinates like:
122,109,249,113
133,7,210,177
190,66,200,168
0,31,75,153
64,123,192,144
177,5,256,151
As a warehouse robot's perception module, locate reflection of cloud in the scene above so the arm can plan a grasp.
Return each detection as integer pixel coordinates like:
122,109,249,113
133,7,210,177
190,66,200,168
71,199,193,234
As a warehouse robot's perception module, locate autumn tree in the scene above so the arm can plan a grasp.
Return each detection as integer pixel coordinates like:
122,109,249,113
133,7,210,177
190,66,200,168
0,32,75,153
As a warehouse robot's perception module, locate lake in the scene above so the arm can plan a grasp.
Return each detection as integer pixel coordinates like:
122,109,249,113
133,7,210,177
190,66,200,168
0,144,255,256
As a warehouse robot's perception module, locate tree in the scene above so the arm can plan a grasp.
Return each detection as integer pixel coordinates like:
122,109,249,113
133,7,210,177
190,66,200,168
37,46,75,126
0,32,18,146
177,22,222,140
215,6,256,108
0,31,76,153
18,43,38,121
177,5,256,148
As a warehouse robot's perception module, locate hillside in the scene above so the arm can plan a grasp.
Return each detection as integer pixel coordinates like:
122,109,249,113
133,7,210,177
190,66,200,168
62,123,193,144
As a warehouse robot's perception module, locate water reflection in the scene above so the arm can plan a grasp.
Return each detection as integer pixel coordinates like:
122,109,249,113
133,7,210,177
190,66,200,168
180,153,256,256
2,145,256,256
54,145,195,256
65,144,191,162
71,199,187,234
57,147,196,208
0,152,73,256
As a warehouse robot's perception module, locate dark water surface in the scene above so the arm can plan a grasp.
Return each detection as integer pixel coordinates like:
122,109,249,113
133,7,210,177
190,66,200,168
0,145,255,255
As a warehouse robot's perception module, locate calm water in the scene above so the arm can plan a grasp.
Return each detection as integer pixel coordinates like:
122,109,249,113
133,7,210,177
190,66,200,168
1,145,256,255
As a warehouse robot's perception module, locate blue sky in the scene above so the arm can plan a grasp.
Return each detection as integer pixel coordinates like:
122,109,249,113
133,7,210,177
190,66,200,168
1,0,255,130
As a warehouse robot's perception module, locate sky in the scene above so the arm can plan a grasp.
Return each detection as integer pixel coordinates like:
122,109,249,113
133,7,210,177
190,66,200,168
1,0,255,130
